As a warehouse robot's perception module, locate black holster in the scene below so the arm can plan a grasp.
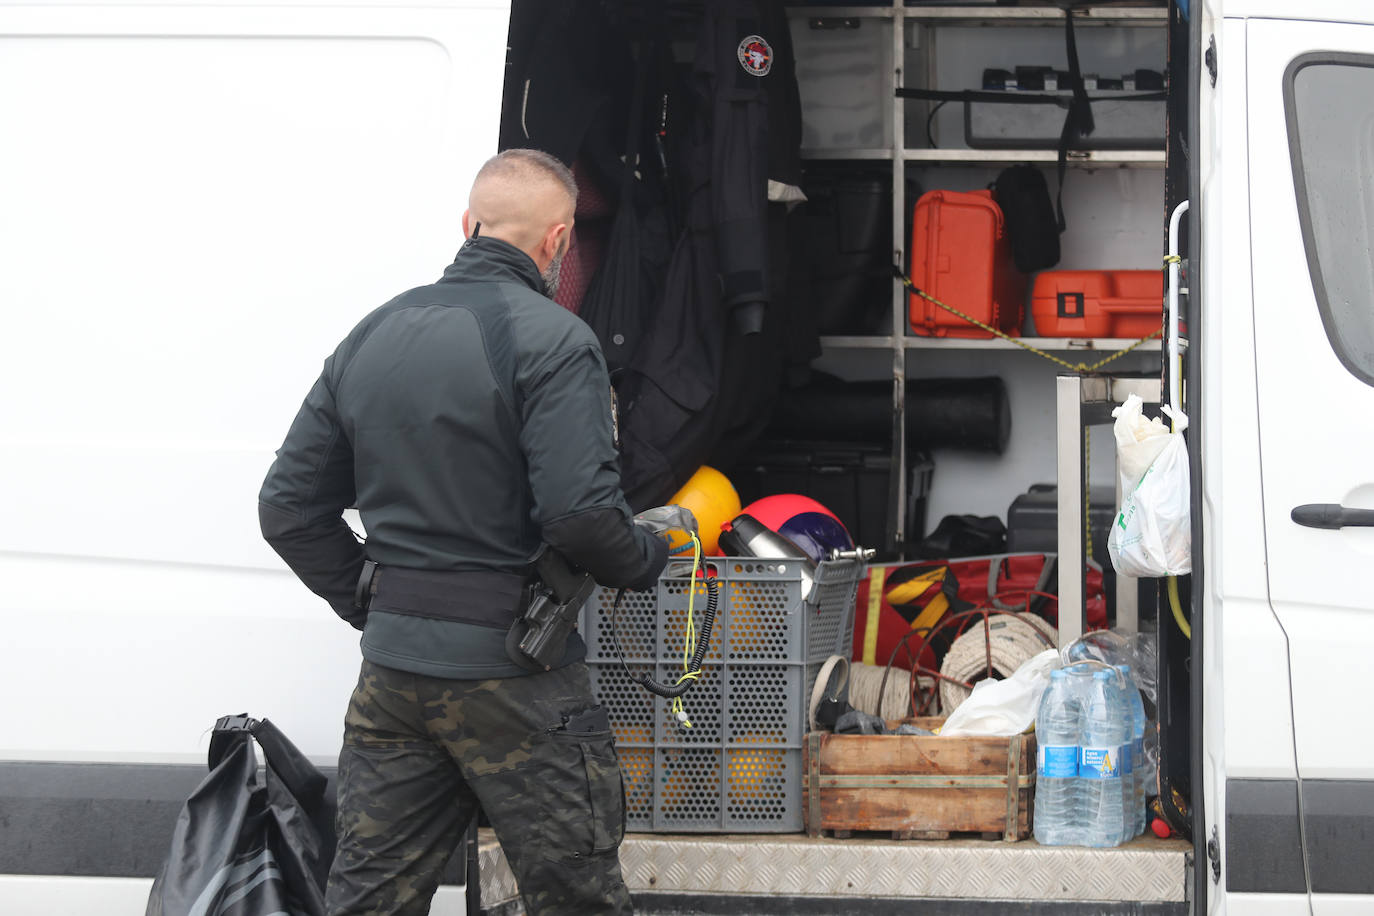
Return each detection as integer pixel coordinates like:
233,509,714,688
506,548,596,671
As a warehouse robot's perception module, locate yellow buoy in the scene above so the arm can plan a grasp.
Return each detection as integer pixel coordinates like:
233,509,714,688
666,465,741,556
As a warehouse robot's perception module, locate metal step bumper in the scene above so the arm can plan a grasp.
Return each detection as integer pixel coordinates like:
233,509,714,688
477,831,1191,915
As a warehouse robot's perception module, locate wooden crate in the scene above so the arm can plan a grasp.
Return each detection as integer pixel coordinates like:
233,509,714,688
803,717,1035,841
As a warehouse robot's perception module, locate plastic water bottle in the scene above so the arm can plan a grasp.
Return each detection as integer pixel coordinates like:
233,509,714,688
1118,665,1148,838
1080,668,1129,847
1034,668,1083,846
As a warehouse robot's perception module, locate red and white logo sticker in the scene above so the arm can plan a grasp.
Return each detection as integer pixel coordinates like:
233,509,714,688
737,35,773,77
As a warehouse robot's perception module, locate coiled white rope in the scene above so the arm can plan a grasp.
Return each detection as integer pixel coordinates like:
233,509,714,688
938,612,1058,714
848,662,935,720
810,657,936,725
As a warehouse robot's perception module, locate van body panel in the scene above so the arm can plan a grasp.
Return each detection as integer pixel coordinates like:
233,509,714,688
1199,13,1300,788
1310,896,1374,916
1245,18,1374,782
1200,9,1374,913
1223,895,1318,916
1217,0,1374,25
0,0,510,763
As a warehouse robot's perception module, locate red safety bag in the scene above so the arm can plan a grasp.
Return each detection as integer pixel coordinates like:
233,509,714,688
851,553,1106,672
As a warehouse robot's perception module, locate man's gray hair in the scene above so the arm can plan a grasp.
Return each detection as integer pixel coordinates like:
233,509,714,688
477,148,578,206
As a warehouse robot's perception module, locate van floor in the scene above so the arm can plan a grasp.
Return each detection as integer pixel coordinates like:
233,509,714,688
475,830,1190,915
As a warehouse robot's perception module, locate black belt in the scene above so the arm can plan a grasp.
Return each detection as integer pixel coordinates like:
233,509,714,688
364,565,531,629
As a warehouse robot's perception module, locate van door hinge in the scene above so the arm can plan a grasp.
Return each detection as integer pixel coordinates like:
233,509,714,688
1207,826,1221,883
1205,36,1217,88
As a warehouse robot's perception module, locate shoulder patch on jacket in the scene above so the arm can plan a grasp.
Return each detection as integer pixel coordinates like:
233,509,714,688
738,35,773,77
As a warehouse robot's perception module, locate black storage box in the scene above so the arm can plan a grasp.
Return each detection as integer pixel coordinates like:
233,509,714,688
1006,483,1117,567
729,441,933,558
801,165,921,335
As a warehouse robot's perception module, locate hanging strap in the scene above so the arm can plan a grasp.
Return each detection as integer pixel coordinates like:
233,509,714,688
1056,9,1097,230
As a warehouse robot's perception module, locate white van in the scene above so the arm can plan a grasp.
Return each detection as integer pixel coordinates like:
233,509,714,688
1,1,1371,914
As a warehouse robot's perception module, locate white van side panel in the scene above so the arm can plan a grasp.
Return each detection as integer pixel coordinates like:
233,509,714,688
1199,13,1299,785
0,1,510,763
1246,17,1374,782
0,874,473,916
1199,9,1306,910
1219,0,1374,24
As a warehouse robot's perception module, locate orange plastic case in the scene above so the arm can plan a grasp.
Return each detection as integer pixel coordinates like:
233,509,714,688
1030,269,1164,338
908,189,1026,338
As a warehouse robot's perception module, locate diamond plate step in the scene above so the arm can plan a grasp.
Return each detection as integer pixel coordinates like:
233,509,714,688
477,831,1190,913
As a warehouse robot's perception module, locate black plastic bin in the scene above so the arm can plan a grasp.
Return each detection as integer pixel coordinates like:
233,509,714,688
1005,483,1117,567
1007,483,1151,622
802,164,920,335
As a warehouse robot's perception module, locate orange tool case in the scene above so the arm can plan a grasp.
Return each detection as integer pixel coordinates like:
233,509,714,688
1030,269,1164,338
908,189,1026,338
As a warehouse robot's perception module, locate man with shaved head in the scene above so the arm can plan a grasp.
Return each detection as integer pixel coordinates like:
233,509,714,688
260,148,666,915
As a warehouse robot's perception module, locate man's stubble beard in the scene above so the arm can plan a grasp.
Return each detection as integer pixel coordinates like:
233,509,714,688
542,243,567,299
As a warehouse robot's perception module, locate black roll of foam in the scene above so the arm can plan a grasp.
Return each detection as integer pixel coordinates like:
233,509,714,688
769,374,1010,453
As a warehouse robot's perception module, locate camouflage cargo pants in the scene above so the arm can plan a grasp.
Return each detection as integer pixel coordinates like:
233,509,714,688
324,659,632,916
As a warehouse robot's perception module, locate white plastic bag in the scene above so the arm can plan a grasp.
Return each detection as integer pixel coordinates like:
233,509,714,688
1107,395,1192,578
938,649,1061,737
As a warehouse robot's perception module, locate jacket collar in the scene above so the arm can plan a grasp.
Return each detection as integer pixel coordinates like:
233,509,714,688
441,236,546,294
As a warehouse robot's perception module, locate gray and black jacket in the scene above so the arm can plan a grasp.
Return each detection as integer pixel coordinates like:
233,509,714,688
259,236,667,678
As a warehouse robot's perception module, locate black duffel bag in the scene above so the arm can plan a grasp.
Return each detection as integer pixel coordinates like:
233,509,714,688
146,715,329,916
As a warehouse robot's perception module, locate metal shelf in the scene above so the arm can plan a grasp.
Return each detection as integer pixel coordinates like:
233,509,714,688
903,5,1166,24
908,335,1162,351
793,6,899,18
794,5,1166,24
817,335,898,349
801,148,894,160
803,149,1164,166
904,148,1165,167
820,335,1163,352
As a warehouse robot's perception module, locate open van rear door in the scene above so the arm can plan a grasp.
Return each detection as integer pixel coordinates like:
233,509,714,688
1246,16,1374,914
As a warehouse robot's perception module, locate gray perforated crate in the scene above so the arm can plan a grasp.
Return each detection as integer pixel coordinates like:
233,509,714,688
582,555,863,832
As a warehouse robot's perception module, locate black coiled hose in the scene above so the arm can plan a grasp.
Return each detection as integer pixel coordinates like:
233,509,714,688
612,574,719,699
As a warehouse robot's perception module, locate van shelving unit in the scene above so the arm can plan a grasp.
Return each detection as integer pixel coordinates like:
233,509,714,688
793,2,1168,551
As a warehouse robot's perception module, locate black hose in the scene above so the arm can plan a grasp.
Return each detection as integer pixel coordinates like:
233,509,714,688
613,575,719,699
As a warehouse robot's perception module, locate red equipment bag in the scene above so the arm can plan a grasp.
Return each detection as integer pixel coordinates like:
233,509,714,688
908,189,1027,338
851,553,1107,672
1030,269,1163,338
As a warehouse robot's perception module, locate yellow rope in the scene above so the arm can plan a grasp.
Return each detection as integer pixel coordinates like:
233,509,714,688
672,534,704,727
897,272,1163,373
1159,252,1193,639
1084,427,1093,562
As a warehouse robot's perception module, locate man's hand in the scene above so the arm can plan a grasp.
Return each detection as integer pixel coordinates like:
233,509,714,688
634,505,699,555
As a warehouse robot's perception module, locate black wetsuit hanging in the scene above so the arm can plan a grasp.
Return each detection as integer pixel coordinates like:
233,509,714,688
615,0,812,508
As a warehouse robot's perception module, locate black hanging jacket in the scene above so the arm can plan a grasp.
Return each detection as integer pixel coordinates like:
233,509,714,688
615,0,810,507
259,237,666,679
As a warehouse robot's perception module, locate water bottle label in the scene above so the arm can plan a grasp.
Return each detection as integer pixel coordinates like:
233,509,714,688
1080,744,1124,779
1038,744,1078,779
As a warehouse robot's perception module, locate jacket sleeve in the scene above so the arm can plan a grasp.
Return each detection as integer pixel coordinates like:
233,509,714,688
258,362,368,628
520,344,668,590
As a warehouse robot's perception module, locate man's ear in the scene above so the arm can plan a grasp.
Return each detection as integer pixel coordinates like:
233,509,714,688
461,209,472,239
543,222,569,261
